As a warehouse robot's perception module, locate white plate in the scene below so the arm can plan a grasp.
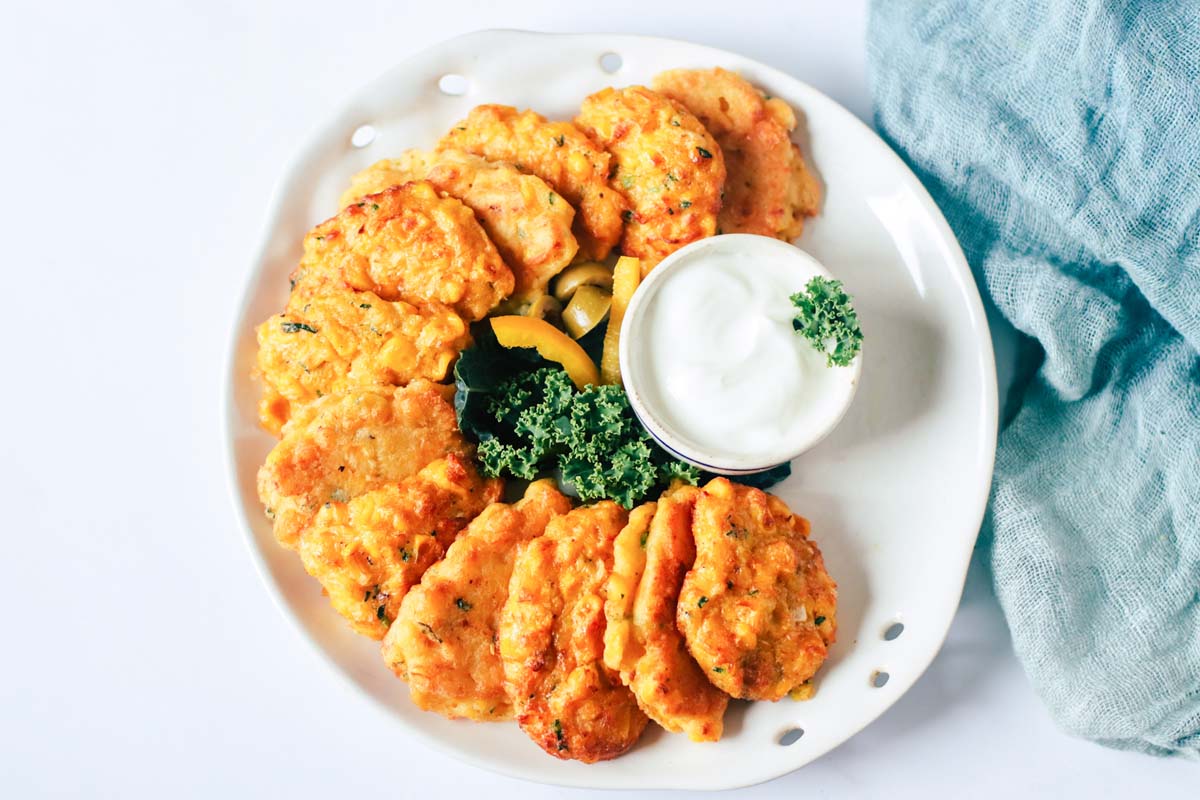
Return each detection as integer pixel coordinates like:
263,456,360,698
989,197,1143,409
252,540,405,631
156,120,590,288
224,30,997,791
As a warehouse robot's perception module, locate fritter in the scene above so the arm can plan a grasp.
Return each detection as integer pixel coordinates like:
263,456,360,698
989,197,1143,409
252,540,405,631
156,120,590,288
576,86,725,273
652,67,820,240
439,105,626,262
290,182,513,321
604,486,728,742
299,454,502,639
340,150,578,301
256,381,472,549
499,502,647,763
677,479,837,701
254,280,469,436
383,480,572,719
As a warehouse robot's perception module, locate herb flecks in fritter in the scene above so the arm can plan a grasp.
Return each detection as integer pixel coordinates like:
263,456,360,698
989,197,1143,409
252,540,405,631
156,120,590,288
382,480,571,719
576,85,725,273
653,67,821,240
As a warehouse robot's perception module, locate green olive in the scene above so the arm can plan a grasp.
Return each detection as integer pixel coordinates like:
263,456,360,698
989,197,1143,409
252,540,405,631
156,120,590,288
562,285,612,339
552,262,614,302
523,293,563,327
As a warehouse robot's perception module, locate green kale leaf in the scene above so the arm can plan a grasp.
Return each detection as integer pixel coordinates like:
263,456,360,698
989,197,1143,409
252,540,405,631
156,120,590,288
453,320,549,444
460,362,698,508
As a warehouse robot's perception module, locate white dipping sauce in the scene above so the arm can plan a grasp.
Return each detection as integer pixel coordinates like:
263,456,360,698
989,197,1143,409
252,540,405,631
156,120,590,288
625,236,859,470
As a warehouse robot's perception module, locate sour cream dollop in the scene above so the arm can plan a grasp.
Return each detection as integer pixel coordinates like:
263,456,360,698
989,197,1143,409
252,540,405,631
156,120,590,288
621,235,860,473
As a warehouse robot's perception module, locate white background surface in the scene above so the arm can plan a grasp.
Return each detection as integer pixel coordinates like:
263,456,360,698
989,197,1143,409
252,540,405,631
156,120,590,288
0,1,1193,797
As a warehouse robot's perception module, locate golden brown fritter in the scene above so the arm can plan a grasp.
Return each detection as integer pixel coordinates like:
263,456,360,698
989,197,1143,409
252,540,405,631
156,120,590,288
439,105,626,262
576,86,726,273
298,455,502,639
340,150,578,302
254,280,469,436
383,480,572,719
290,182,513,321
499,502,647,763
783,154,821,240
677,479,837,701
652,67,820,240
256,382,472,549
604,486,728,742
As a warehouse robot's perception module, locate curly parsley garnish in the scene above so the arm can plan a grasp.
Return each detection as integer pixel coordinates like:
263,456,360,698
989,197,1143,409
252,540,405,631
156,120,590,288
472,368,699,508
790,276,863,367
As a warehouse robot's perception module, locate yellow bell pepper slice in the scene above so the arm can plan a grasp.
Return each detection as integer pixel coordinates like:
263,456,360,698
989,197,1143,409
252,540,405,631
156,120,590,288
490,315,600,389
600,256,641,385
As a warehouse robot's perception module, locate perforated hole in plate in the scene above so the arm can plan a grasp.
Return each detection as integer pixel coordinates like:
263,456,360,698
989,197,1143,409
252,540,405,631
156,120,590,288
883,622,905,641
599,52,623,73
778,727,805,746
350,124,376,148
871,670,891,688
438,73,469,96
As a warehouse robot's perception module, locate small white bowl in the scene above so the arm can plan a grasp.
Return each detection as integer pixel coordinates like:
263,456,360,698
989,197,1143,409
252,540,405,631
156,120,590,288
620,234,862,475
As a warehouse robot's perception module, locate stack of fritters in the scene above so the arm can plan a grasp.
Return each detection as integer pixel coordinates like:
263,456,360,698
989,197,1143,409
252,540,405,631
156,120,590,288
252,67,829,763
653,67,822,241
380,477,836,762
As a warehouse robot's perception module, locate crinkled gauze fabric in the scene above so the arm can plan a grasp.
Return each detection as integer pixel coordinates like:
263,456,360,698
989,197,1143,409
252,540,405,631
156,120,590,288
867,0,1200,756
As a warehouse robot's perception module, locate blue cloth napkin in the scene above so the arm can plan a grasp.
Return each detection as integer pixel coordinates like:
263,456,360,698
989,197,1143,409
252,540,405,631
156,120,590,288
867,0,1200,756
